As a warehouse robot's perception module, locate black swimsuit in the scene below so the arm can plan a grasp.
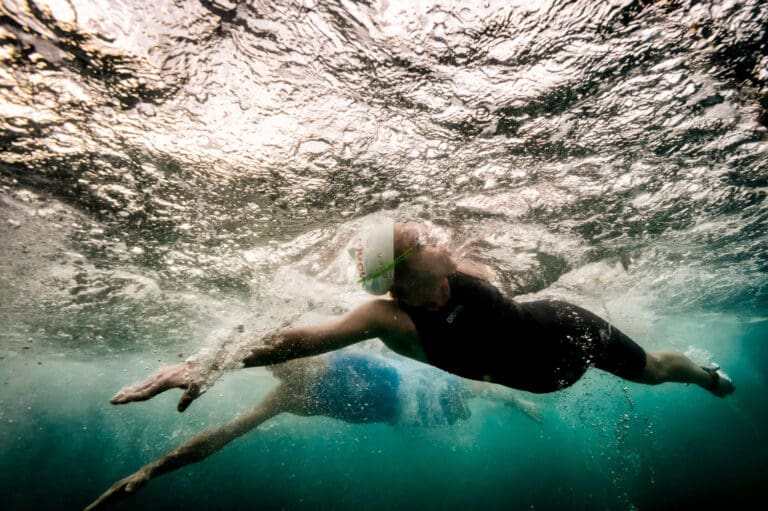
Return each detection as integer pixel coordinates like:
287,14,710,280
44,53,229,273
400,272,647,393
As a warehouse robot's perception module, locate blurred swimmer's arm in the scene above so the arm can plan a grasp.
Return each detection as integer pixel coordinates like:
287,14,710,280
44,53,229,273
87,386,289,511
463,381,543,423
505,393,543,423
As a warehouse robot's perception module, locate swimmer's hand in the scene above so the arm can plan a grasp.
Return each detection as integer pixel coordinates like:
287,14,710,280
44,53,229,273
110,362,203,412
84,469,149,511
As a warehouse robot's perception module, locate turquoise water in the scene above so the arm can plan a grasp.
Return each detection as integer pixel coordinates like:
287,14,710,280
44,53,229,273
1,314,763,510
1,0,767,509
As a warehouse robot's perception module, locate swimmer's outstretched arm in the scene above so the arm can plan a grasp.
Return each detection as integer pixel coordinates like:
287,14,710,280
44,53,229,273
85,386,287,511
111,299,415,411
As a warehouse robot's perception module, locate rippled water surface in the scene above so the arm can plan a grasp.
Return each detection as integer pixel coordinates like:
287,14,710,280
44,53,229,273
1,1,767,510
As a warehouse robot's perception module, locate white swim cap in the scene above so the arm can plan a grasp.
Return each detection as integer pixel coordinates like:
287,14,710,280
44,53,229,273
354,217,395,295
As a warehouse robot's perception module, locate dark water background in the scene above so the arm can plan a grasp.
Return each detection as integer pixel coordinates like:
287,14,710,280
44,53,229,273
1,0,767,509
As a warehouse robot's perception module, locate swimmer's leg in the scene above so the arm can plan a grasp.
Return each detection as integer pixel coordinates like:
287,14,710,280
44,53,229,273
554,301,735,397
643,351,735,397
530,300,735,397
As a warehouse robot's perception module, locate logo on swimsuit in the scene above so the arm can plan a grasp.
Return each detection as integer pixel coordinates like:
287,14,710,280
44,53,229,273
446,305,463,324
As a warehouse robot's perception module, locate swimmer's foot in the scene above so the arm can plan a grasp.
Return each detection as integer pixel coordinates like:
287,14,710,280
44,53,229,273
702,364,735,397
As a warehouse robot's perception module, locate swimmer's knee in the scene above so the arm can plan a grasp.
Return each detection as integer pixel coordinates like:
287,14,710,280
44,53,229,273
641,352,666,384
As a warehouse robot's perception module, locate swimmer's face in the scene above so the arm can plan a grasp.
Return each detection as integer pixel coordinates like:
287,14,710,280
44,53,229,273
391,223,454,309
391,268,449,310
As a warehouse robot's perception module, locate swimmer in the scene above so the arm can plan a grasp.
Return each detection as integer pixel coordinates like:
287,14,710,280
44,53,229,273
110,218,734,413
85,351,541,510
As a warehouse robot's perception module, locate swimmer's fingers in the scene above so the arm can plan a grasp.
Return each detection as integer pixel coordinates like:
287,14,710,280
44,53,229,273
110,363,192,405
84,471,149,511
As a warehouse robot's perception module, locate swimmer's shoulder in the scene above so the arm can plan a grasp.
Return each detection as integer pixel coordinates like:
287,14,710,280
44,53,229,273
361,298,426,362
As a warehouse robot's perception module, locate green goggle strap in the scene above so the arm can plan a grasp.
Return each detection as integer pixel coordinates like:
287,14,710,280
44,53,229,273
358,245,417,285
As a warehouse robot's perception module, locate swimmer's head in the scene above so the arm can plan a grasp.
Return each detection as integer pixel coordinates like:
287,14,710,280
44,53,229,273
390,222,455,308
352,217,452,298
353,216,396,295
